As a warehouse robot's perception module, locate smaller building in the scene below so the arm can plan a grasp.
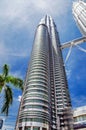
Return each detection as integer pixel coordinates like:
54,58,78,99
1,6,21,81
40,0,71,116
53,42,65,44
73,106,86,130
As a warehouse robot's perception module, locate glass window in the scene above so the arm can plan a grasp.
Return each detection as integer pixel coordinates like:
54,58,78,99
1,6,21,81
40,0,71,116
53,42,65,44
24,93,48,100
19,118,49,124
42,128,47,130
24,89,48,95
33,127,40,130
23,99,48,106
24,104,48,111
25,127,31,130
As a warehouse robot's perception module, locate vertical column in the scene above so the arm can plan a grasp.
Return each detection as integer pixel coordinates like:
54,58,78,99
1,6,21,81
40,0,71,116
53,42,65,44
22,126,24,130
40,127,42,130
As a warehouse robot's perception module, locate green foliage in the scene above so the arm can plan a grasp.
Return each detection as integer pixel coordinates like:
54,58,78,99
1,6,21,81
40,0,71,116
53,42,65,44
3,64,9,77
1,85,13,116
0,64,23,116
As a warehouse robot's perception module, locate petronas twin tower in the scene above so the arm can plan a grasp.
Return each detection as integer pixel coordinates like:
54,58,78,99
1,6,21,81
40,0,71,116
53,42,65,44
15,16,73,130
73,0,86,36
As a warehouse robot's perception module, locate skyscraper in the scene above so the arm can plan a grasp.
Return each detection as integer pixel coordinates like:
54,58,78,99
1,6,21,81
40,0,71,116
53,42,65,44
72,0,86,36
15,16,73,130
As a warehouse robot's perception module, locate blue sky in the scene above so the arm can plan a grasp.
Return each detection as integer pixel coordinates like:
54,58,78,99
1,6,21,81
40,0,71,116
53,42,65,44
0,0,86,129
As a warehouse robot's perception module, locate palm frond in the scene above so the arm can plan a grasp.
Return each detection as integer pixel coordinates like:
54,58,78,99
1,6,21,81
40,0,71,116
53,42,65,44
1,85,13,116
3,64,9,77
5,76,12,83
0,86,3,92
0,75,5,92
0,64,23,116
16,78,23,91
6,76,23,91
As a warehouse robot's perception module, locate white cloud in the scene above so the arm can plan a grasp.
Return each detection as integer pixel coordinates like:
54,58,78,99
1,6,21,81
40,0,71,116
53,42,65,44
0,0,71,29
0,0,72,67
10,71,24,79
66,68,71,79
0,41,29,73
3,125,14,130
0,40,29,68
18,95,22,102
0,43,8,55
0,41,29,57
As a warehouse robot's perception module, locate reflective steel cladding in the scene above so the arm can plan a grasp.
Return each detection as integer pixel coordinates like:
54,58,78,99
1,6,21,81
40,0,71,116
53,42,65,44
15,16,73,130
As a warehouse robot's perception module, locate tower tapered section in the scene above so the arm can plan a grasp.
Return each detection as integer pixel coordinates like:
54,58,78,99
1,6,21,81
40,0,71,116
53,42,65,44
72,0,86,36
15,16,73,130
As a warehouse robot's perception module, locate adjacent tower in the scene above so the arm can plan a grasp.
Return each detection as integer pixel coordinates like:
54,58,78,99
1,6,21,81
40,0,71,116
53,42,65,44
15,16,73,130
72,0,86,36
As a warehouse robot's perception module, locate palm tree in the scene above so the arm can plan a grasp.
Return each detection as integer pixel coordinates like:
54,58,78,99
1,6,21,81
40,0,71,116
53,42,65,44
0,64,23,116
